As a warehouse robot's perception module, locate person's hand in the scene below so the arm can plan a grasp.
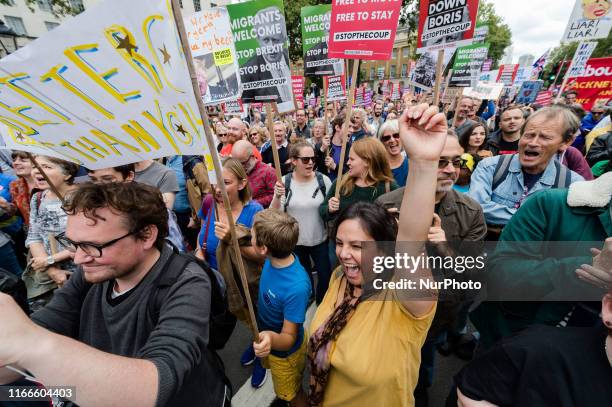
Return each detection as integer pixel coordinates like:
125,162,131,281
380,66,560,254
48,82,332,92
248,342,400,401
0,197,11,211
321,135,331,152
325,156,336,170
214,221,231,242
195,247,205,260
30,256,49,273
253,331,273,358
428,214,447,243
328,197,340,213
188,217,197,229
576,238,612,289
399,103,448,162
47,267,70,287
274,181,285,198
0,292,41,367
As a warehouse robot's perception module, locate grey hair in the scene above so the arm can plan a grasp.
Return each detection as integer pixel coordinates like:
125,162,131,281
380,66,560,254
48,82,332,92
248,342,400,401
377,119,399,138
522,105,581,143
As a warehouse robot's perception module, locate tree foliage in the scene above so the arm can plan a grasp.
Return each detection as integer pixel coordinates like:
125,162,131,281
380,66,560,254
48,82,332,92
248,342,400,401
476,0,512,69
541,31,612,86
0,0,77,17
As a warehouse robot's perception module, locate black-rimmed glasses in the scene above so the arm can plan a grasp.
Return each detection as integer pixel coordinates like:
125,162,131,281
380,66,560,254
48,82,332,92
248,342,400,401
55,231,137,258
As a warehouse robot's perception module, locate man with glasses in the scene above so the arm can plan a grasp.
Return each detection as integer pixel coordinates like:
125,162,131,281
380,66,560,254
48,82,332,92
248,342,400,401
0,182,226,405
232,140,277,208
376,131,486,404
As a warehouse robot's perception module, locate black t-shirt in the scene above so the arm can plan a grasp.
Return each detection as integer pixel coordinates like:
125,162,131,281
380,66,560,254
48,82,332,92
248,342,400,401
522,171,544,191
455,325,612,407
497,138,519,155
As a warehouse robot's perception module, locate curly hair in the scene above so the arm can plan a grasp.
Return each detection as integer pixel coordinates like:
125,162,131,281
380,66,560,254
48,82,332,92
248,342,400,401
62,182,169,250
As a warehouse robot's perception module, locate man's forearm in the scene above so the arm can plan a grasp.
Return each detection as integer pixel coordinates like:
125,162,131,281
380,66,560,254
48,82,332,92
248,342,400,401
20,330,158,407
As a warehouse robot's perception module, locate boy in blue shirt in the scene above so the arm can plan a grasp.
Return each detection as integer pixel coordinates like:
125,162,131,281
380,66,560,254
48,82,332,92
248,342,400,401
251,209,311,406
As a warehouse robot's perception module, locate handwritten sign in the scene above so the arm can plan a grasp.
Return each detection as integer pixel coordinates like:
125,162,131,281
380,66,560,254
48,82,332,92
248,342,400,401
0,0,214,170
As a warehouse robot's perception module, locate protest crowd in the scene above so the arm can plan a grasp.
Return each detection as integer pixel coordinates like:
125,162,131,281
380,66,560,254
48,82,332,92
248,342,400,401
0,0,611,406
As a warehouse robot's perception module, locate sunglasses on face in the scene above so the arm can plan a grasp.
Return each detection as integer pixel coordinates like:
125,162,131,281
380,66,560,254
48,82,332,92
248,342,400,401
438,158,464,169
295,156,315,164
381,133,400,143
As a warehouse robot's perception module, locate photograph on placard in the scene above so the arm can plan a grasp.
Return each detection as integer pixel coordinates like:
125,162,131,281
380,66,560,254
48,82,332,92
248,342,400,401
186,7,241,105
227,0,295,113
302,5,344,76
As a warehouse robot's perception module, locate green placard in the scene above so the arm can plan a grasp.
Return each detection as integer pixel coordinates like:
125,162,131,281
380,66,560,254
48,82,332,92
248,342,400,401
301,5,342,76
449,43,490,87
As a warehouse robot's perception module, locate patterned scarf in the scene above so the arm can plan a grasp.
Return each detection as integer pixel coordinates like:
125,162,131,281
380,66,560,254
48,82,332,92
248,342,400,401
308,279,362,406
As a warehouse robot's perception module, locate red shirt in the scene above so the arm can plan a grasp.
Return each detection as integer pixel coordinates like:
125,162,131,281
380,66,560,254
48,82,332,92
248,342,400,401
220,144,262,161
247,160,277,208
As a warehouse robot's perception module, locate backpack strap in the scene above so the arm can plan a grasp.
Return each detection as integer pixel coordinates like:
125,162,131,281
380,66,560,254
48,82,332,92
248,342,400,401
146,247,190,326
312,171,327,199
492,154,515,191
553,160,571,188
283,172,293,212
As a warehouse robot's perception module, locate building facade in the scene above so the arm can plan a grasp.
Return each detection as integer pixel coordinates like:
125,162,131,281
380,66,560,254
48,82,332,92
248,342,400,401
0,0,225,57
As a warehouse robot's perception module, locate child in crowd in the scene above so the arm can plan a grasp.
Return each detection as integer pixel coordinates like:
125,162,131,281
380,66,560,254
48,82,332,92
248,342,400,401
251,209,311,407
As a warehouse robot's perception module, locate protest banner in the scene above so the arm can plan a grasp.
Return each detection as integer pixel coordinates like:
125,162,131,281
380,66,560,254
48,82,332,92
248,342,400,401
391,83,401,100
565,57,612,110
292,76,305,108
0,0,215,171
556,40,598,103
562,0,612,42
442,87,462,104
481,58,492,72
417,0,480,52
382,79,391,96
513,66,533,88
449,43,490,87
327,0,403,60
325,74,347,101
516,81,544,104
463,82,504,100
185,8,241,105
171,0,259,338
473,23,489,43
567,41,598,77
226,0,295,113
222,98,244,114
496,64,520,86
411,48,453,91
531,49,550,79
301,5,344,76
364,89,373,105
535,90,553,106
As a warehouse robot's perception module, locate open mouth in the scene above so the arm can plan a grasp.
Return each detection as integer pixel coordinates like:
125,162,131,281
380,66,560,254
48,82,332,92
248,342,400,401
34,176,47,183
343,263,360,279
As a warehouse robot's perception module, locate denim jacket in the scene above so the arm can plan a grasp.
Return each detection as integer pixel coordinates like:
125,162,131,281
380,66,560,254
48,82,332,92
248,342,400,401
468,154,584,226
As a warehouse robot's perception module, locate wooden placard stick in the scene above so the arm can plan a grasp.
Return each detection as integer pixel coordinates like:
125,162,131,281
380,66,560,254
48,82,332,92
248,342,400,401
334,60,359,199
265,102,283,181
433,49,445,106
451,88,464,129
171,0,259,338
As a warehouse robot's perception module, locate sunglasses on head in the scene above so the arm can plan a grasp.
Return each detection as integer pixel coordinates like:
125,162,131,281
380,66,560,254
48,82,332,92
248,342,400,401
381,133,400,143
438,158,464,169
295,156,315,164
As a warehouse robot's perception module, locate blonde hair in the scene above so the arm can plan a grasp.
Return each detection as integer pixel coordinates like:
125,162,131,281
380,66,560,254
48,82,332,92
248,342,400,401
222,157,251,204
253,209,299,258
339,137,394,196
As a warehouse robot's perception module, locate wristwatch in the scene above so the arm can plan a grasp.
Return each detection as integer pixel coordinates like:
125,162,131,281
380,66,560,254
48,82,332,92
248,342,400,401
46,255,56,265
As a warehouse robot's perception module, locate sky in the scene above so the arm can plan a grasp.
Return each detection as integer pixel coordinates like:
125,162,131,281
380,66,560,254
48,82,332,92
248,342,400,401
490,0,576,62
